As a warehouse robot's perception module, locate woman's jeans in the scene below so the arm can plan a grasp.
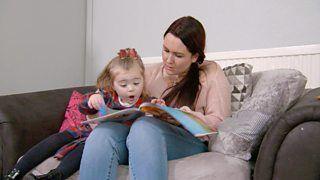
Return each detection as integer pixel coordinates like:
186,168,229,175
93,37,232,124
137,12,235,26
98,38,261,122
79,116,208,180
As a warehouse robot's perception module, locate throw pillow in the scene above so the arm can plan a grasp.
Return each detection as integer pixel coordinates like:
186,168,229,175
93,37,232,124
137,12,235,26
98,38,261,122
59,91,86,132
210,69,307,160
223,63,253,113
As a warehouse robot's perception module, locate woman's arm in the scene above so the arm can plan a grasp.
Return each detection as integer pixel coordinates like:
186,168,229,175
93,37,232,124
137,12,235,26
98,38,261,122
180,64,231,131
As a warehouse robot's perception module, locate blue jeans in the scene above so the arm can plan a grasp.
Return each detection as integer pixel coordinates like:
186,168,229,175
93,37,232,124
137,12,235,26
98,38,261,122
79,116,208,180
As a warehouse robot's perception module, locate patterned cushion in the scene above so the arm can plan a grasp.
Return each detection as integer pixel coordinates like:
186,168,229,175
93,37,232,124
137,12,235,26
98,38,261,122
59,91,86,132
223,63,253,113
210,69,307,160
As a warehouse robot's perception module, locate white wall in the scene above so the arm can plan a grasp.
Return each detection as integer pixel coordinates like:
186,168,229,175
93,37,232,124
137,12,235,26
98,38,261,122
1,0,319,94
86,0,320,84
0,0,87,95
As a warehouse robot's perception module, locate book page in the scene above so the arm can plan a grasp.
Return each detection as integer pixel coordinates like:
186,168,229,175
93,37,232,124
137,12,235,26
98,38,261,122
81,107,144,124
139,102,216,137
140,105,181,126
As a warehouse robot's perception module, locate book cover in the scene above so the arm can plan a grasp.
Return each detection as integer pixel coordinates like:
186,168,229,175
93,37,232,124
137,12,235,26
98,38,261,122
81,102,216,137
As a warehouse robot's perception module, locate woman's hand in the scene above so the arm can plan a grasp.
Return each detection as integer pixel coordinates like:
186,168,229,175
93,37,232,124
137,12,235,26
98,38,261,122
88,93,105,110
151,98,166,106
179,106,192,112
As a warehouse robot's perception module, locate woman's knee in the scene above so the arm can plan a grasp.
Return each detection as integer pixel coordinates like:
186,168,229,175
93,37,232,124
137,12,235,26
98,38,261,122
130,116,164,134
86,122,129,144
127,116,165,145
83,122,130,163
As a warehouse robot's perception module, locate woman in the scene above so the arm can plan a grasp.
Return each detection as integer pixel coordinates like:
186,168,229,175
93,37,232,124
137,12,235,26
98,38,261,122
79,16,231,180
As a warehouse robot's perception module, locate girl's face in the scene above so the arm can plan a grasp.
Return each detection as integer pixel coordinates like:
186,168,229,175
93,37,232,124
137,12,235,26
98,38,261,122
112,65,144,105
162,33,198,75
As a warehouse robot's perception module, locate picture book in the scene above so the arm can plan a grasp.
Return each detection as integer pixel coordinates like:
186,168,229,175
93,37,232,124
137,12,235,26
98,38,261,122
81,102,216,137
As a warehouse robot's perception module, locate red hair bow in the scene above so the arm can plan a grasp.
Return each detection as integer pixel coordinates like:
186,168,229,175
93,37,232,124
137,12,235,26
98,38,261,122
118,48,138,60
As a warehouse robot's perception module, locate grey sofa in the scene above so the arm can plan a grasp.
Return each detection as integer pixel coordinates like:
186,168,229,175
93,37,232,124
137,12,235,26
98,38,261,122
1,74,320,180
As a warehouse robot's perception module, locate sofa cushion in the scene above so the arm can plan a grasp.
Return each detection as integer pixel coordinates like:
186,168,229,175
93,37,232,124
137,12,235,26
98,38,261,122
0,86,95,177
59,91,86,132
223,63,253,113
30,152,250,180
210,69,307,160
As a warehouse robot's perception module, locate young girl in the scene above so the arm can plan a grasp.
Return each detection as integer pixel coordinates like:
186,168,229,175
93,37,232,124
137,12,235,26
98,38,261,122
4,48,149,180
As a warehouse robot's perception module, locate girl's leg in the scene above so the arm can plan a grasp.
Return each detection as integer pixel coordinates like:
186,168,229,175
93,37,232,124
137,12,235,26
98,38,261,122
127,116,208,180
56,143,84,178
35,143,85,180
7,131,74,178
79,122,130,180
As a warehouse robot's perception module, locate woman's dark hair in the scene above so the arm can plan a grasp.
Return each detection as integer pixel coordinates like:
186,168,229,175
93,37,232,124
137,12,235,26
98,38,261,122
162,16,206,110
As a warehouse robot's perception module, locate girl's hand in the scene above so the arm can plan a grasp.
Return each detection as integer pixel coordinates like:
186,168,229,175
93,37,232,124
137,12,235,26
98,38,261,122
89,123,98,129
88,93,105,110
151,98,166,106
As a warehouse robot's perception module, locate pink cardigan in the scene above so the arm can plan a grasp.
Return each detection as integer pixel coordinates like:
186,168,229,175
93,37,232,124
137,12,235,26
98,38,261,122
144,61,231,131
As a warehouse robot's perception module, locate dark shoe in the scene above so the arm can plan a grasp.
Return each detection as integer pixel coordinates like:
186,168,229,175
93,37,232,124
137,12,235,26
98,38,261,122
4,169,20,180
34,169,62,180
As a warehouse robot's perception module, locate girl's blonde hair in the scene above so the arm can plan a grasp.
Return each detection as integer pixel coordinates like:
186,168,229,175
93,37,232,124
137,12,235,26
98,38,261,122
96,48,148,99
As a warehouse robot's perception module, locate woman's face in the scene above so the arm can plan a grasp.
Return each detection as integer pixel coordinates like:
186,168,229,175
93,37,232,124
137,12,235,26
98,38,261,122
162,33,198,75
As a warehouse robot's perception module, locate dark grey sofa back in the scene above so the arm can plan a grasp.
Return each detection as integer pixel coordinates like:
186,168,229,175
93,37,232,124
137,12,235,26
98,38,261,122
0,86,95,178
254,87,320,180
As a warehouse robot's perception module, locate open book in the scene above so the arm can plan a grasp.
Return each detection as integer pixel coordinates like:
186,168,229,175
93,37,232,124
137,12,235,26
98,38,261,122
81,102,216,137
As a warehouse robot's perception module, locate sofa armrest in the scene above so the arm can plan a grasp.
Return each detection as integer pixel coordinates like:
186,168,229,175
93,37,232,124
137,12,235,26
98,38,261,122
0,86,94,177
254,87,320,180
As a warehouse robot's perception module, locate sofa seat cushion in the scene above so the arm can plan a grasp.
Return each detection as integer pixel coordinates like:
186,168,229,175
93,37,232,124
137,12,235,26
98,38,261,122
30,152,250,180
